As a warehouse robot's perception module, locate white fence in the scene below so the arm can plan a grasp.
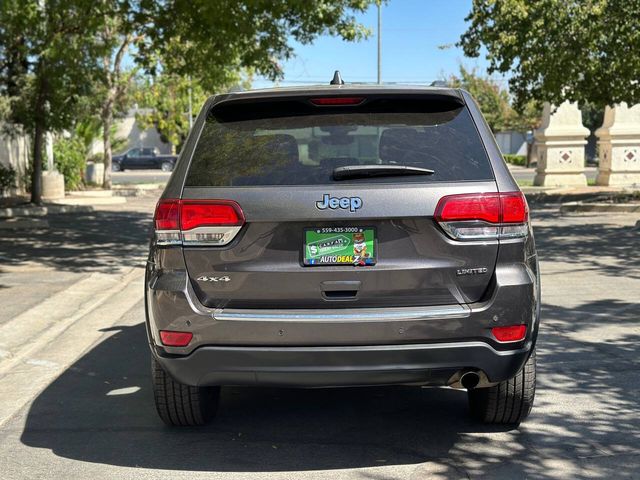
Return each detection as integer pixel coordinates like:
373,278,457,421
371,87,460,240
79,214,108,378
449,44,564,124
0,126,30,196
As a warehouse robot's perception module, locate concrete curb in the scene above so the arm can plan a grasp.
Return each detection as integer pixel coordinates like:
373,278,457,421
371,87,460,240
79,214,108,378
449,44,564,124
560,202,640,213
112,183,164,197
0,204,94,219
49,196,127,206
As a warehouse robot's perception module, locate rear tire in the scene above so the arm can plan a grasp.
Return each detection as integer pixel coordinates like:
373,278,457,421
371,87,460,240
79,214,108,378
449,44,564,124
152,357,220,426
160,161,174,172
468,349,536,425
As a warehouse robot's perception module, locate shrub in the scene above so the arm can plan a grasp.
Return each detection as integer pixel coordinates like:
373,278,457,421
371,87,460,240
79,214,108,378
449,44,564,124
53,137,86,190
86,153,104,165
0,163,16,194
503,154,526,166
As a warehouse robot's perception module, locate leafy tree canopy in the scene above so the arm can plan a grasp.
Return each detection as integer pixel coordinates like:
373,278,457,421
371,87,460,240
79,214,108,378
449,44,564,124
0,0,107,202
136,0,375,90
134,74,208,153
459,0,640,109
0,0,104,132
447,66,540,132
1,0,377,198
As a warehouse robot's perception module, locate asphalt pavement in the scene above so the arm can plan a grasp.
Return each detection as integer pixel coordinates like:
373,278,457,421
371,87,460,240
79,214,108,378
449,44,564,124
0,191,638,479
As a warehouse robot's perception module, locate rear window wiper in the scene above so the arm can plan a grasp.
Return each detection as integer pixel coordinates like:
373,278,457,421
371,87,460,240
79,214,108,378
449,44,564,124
332,164,435,181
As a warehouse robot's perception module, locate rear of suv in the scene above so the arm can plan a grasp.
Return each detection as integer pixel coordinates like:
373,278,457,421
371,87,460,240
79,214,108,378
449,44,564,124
145,79,540,427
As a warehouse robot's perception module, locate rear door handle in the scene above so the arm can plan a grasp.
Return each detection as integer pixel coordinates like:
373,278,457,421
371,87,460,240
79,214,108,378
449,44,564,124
320,281,361,300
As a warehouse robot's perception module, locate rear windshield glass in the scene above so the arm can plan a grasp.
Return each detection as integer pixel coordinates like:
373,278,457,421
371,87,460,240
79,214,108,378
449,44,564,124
186,97,493,186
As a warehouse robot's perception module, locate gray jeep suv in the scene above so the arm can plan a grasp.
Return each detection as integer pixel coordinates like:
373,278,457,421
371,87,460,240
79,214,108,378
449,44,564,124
145,77,539,427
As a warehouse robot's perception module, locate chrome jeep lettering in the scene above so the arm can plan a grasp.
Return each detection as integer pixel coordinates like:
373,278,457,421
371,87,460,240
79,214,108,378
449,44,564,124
316,194,362,212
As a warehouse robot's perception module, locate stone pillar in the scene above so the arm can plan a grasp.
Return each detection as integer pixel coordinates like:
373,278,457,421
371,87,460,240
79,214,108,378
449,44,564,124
41,171,65,200
595,103,640,186
85,162,104,185
533,101,589,187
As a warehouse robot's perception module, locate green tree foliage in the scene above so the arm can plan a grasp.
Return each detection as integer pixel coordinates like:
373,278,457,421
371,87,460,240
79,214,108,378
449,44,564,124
0,0,104,203
74,117,127,159
96,0,376,187
134,74,209,154
2,0,377,196
459,0,640,109
0,163,17,194
136,1,374,86
53,136,86,190
447,66,540,132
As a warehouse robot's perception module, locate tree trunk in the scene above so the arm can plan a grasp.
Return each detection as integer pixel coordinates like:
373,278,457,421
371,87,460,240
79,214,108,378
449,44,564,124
101,98,113,189
31,121,44,205
526,139,534,168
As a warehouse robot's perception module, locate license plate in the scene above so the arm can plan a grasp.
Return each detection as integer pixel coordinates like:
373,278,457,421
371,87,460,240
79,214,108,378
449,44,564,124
304,227,376,266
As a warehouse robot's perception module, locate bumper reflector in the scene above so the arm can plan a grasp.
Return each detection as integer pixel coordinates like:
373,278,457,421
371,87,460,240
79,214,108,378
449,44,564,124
159,330,193,347
491,325,527,343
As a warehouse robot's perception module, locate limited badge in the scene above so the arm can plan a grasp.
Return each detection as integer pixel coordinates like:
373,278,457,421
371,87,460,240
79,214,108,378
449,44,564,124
456,267,488,276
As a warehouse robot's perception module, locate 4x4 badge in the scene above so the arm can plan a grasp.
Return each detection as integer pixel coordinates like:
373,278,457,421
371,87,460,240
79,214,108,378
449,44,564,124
197,275,231,282
316,194,362,212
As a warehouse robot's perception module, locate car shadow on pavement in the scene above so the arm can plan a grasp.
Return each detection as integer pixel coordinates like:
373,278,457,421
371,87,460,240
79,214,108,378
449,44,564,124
19,298,640,477
19,322,511,474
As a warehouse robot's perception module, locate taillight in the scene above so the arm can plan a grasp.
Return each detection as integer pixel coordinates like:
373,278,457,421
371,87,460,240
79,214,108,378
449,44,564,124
435,192,528,240
159,330,193,347
492,325,527,343
154,199,245,246
154,199,180,230
154,199,181,245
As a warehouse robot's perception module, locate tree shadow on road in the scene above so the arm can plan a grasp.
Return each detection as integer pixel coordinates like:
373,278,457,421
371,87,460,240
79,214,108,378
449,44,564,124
0,211,152,274
18,297,640,477
532,210,640,280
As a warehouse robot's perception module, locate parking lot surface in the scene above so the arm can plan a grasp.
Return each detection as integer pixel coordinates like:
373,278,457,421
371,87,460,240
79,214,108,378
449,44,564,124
0,195,638,479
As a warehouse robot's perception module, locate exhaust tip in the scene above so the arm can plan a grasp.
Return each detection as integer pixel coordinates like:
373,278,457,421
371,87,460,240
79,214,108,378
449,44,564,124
460,371,480,390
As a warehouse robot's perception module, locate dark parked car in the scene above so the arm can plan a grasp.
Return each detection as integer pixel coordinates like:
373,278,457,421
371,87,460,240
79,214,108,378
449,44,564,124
146,74,540,427
112,147,177,172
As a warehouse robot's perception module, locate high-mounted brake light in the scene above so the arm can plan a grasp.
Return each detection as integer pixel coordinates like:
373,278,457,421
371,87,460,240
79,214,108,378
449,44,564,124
154,199,245,246
159,330,193,347
435,192,529,241
310,97,365,106
491,325,527,343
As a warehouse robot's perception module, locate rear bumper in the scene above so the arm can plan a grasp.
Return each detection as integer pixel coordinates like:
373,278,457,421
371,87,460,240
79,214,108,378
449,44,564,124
154,341,531,387
146,255,539,388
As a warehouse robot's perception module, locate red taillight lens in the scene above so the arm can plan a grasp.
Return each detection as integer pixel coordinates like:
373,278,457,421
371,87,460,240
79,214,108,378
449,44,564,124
154,199,245,246
434,192,529,240
154,199,180,230
500,192,528,223
310,97,365,106
159,330,193,347
180,201,244,230
491,325,527,343
435,192,528,224
435,193,501,223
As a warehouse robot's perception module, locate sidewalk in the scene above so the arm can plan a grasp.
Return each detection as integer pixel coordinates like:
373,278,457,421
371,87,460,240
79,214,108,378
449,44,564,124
0,186,162,220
